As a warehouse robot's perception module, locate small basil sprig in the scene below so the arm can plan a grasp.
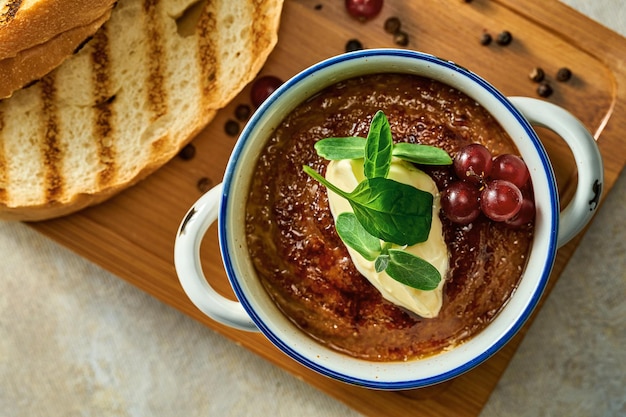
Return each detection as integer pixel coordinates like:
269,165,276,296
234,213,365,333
336,213,441,291
304,110,451,291
307,111,434,246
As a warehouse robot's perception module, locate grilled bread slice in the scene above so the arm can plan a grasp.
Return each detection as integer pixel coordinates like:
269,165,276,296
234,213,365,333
0,0,283,221
0,0,117,98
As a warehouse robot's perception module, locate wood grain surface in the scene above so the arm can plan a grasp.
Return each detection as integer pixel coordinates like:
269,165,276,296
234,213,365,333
31,1,626,416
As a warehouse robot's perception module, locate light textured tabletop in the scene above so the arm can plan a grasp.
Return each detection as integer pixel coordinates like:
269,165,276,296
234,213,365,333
1,1,625,416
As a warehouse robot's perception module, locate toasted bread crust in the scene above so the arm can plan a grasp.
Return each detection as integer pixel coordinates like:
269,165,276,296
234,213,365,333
0,11,112,99
0,0,117,59
0,0,284,221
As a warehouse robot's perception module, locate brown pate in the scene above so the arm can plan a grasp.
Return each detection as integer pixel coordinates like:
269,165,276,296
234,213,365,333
245,74,534,362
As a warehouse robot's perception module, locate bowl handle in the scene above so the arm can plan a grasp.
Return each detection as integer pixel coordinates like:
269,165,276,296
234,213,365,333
174,183,258,332
509,97,604,247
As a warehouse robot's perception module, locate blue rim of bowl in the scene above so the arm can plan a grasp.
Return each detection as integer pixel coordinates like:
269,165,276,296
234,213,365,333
219,48,559,390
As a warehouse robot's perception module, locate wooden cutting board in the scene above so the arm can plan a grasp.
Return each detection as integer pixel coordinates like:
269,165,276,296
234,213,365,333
31,1,626,416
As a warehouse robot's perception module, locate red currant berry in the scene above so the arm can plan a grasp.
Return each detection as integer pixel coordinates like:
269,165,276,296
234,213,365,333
250,75,283,108
441,181,482,224
453,143,493,185
491,154,530,189
345,0,383,21
480,180,523,222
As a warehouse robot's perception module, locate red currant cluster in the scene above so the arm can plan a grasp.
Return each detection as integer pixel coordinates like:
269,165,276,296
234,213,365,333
440,143,535,227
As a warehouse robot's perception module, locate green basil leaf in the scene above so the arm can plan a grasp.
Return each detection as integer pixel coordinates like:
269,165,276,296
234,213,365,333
335,213,381,261
348,177,433,246
304,110,450,294
392,143,453,165
314,137,366,160
364,111,393,179
374,254,389,273
385,249,441,291
303,167,433,246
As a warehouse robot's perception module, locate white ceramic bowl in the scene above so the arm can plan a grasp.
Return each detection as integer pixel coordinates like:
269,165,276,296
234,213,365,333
174,49,603,389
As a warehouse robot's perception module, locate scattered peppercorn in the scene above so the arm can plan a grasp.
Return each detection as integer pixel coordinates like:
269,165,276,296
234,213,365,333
556,67,572,82
224,119,240,136
537,81,553,97
197,177,213,193
384,17,401,34
178,143,196,160
529,67,545,82
496,30,513,46
235,104,251,121
393,30,409,46
480,32,492,46
345,38,363,52
314,4,322,10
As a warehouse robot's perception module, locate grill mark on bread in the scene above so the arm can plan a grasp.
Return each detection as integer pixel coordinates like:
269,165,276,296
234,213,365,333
40,76,64,202
251,1,271,59
196,0,218,108
0,110,6,202
144,0,167,119
90,28,117,188
0,0,21,26
0,0,283,220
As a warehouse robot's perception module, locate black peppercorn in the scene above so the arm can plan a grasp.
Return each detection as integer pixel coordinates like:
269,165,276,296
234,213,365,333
537,81,553,97
393,30,409,46
384,17,401,34
496,30,513,46
197,177,213,193
235,104,251,121
480,32,492,46
178,143,196,160
224,119,240,136
345,39,363,52
556,67,572,82
529,67,545,82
